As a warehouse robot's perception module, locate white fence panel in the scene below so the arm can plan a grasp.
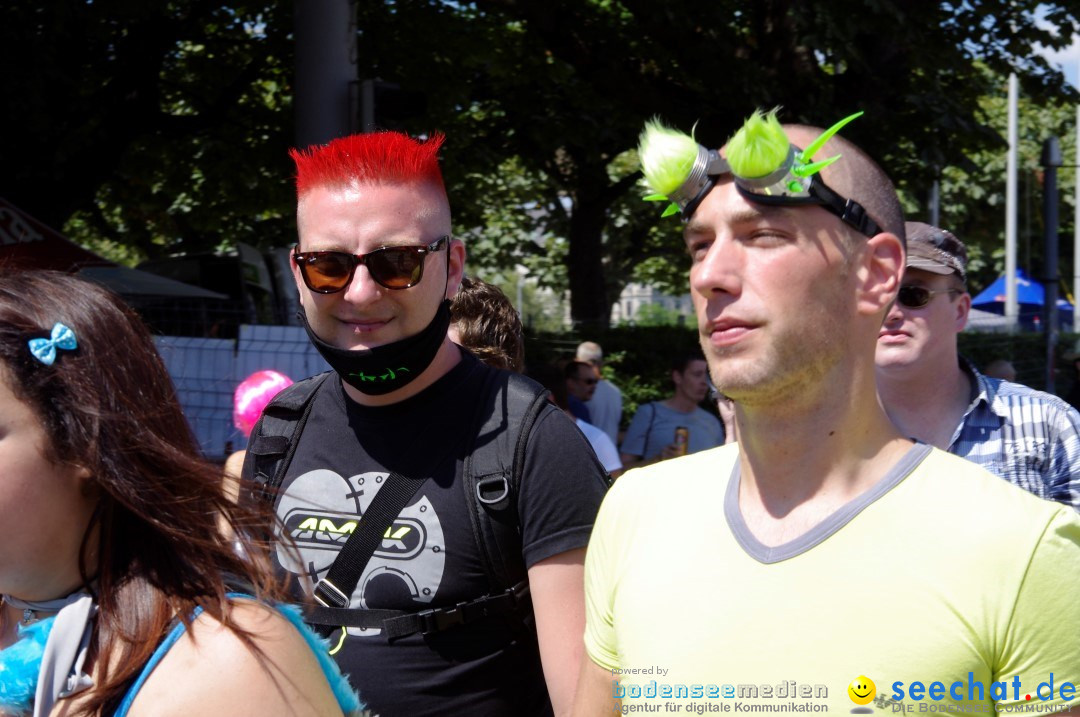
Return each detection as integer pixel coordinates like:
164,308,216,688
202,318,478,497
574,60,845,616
156,327,329,459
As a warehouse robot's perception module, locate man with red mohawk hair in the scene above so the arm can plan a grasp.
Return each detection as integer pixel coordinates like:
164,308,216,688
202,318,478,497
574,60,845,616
242,131,608,716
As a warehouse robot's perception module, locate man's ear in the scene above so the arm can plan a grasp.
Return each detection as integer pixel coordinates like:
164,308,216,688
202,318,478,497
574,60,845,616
856,231,904,317
445,238,467,300
955,291,972,332
290,250,307,309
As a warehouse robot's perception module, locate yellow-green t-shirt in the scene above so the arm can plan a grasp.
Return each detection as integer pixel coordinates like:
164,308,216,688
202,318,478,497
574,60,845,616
584,443,1080,714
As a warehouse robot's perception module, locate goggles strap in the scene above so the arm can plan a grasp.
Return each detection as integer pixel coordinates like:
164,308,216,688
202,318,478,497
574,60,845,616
807,179,881,237
682,175,718,222
728,179,881,237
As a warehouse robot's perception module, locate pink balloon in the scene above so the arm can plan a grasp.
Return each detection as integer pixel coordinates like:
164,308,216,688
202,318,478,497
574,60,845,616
233,370,293,437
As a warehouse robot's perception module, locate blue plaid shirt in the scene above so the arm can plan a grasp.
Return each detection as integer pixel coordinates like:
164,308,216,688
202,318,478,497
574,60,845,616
950,359,1080,510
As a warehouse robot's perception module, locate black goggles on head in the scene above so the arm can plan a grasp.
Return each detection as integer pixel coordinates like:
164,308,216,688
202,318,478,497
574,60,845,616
675,144,881,238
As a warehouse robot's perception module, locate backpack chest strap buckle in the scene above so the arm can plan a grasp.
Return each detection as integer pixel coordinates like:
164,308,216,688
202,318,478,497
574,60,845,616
313,578,350,609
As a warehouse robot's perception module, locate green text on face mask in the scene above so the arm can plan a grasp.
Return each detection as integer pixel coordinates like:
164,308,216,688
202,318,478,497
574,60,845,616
348,367,411,382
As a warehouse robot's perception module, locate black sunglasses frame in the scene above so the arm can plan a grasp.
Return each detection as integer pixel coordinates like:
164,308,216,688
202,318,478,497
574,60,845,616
293,236,450,293
897,285,963,310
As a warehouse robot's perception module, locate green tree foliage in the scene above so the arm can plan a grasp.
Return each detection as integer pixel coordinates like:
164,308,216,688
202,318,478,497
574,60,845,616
913,65,1079,297
0,1,295,263
5,0,1080,317
355,0,1080,327
618,302,685,328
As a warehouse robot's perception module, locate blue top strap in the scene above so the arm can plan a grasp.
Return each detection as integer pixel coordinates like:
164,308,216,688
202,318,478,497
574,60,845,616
113,594,361,716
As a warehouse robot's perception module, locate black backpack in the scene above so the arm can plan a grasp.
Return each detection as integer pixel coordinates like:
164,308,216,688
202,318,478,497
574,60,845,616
242,366,554,640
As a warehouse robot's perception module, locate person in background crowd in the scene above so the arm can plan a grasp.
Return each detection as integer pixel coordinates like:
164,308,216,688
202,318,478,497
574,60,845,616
1062,339,1080,411
448,281,620,477
531,363,622,479
618,354,724,470
716,394,737,444
0,269,357,717
563,359,596,423
877,222,1080,510
224,369,294,491
448,277,619,479
449,276,525,372
575,342,623,444
706,376,739,444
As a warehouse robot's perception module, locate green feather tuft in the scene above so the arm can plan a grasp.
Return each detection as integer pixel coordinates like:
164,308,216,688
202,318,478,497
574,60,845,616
661,203,680,217
643,193,669,202
725,108,789,179
638,119,700,197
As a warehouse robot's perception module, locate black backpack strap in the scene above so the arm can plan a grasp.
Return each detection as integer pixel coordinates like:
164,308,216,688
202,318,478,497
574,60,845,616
642,401,657,459
305,579,531,639
243,372,332,503
302,366,549,641
308,366,496,620
463,370,552,593
311,469,431,609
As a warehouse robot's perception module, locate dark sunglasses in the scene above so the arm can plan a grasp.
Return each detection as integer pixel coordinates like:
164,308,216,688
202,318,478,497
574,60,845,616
293,236,449,293
897,285,962,309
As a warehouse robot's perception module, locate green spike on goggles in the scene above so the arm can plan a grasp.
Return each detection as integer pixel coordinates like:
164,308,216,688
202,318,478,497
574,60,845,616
649,143,733,218
656,113,882,238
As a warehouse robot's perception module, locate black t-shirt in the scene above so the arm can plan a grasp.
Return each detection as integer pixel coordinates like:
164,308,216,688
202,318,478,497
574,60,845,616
272,352,609,716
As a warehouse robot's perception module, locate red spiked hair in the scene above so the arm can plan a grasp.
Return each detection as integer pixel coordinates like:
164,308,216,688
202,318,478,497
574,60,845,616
289,131,446,197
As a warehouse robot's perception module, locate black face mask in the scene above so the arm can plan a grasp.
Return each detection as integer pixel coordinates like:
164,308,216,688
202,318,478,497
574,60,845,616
299,299,453,396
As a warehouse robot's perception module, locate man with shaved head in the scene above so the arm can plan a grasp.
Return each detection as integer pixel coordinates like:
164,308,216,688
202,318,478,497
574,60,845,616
572,112,1080,715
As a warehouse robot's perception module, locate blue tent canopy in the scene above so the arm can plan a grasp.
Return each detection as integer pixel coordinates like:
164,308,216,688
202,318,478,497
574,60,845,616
970,268,1073,329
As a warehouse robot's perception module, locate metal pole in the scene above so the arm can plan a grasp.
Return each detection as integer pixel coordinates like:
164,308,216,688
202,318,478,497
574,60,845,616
1042,136,1062,392
1006,74,1019,329
1074,104,1080,325
294,0,357,148
929,178,940,227
360,79,376,133
516,266,525,318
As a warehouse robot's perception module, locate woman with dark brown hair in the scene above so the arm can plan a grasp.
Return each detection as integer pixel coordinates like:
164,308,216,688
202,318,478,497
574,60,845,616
0,269,359,716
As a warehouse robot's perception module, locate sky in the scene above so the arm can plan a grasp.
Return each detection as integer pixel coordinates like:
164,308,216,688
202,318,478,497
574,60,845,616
1034,5,1080,90
1039,37,1080,89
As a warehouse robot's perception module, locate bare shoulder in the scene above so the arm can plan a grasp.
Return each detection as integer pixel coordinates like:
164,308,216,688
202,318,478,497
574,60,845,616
125,601,344,717
224,449,246,479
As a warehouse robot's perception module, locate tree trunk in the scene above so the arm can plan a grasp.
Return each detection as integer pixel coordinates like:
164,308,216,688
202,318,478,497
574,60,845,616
566,169,612,329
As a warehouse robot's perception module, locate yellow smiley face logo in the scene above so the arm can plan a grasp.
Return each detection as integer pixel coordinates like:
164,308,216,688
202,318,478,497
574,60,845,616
848,675,876,706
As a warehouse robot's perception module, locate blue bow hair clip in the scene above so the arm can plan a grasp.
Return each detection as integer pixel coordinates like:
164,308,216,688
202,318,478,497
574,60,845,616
28,323,77,366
